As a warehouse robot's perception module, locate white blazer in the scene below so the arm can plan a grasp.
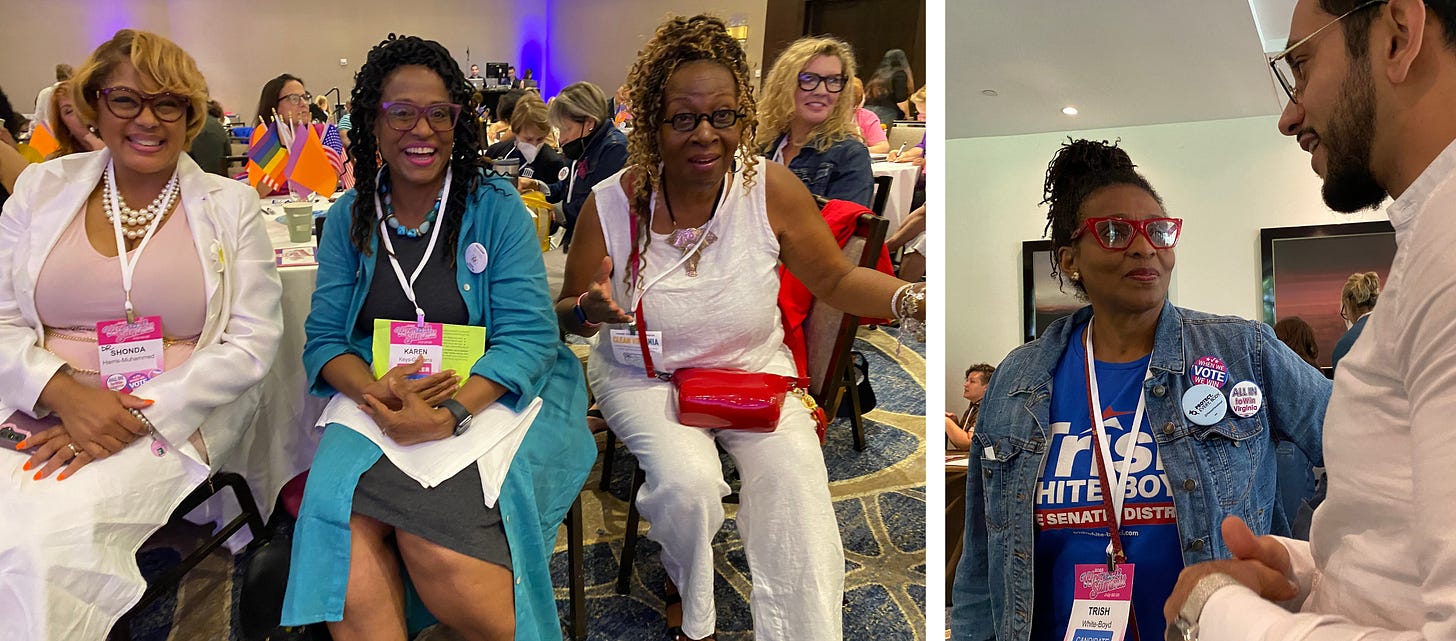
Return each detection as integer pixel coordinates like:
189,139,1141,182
0,150,283,465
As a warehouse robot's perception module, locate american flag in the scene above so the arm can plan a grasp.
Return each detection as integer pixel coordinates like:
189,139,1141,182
318,123,353,189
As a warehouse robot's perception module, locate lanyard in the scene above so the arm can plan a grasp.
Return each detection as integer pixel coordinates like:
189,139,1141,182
374,165,453,327
1082,317,1152,568
106,159,174,323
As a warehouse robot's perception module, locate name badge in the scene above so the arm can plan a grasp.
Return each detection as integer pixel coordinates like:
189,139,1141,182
610,328,663,368
377,320,444,378
1063,564,1135,641
96,316,165,393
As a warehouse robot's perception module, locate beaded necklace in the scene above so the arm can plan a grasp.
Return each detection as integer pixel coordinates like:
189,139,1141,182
380,177,442,238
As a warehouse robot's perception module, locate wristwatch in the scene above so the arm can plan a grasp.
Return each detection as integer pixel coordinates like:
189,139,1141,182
1166,572,1241,641
437,399,474,436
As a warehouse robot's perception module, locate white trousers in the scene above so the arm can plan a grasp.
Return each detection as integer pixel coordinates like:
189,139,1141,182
598,381,845,641
0,438,208,641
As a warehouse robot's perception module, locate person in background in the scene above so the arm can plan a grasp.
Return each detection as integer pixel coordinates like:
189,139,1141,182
886,86,927,165
46,81,106,159
337,99,354,150
521,68,538,89
1270,316,1322,541
506,65,520,89
1332,271,1379,370
610,83,634,129
187,98,229,176
849,77,890,154
1273,317,1320,369
757,35,874,207
468,63,482,80
485,93,564,184
32,63,74,138
952,139,1329,641
518,81,627,252
0,85,39,208
486,87,525,145
0,29,282,639
863,48,914,124
252,73,346,196
945,362,993,451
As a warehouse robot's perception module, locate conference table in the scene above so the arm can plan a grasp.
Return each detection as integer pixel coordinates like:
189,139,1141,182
871,160,919,237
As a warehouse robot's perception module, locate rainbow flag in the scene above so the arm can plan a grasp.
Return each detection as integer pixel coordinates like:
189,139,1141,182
284,121,337,199
28,121,59,158
246,122,286,189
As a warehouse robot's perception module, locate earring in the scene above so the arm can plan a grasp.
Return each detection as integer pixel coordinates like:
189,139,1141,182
1070,271,1081,282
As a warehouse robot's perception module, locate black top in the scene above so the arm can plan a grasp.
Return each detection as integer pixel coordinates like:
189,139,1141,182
485,139,566,184
188,116,230,176
355,226,469,336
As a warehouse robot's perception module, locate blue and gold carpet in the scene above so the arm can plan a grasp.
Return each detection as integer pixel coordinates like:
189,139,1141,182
128,327,925,641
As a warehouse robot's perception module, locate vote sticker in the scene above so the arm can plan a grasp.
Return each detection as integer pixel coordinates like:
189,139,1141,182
1181,383,1227,426
1189,356,1229,389
1228,380,1263,418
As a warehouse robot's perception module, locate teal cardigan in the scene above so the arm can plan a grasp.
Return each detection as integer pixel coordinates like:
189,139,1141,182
281,174,594,640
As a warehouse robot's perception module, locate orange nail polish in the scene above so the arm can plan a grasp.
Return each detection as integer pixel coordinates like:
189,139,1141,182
15,440,26,450
141,399,156,407
33,471,43,481
22,461,32,471
57,473,68,482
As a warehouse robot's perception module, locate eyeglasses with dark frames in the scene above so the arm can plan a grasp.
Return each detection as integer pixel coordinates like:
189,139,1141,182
1268,0,1388,104
797,72,847,93
1071,217,1183,251
98,87,189,123
278,92,313,106
662,109,747,133
379,101,463,132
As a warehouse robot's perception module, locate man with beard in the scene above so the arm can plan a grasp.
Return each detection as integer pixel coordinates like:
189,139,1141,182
1161,1,1456,639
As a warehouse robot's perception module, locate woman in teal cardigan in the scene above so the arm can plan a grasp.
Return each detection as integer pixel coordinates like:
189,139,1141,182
281,35,594,641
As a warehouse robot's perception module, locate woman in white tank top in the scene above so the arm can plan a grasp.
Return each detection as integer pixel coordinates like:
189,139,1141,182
554,15,927,641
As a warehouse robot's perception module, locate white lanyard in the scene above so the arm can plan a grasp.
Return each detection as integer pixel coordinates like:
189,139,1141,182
1082,318,1152,547
374,165,453,326
106,159,173,323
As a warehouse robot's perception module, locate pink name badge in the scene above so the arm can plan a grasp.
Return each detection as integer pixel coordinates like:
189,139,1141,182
1062,564,1135,641
96,316,165,394
386,320,444,378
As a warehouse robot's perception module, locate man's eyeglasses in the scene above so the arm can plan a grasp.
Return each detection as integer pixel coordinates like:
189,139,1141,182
379,102,463,132
98,87,189,123
797,72,847,93
1071,217,1183,251
662,109,747,133
1268,0,1388,104
278,92,313,106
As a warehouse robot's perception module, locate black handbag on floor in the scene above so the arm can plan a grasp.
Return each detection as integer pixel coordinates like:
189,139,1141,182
838,351,878,417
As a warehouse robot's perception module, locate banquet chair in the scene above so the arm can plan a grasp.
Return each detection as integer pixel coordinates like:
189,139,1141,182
108,472,267,641
612,210,889,595
871,175,893,217
886,122,925,151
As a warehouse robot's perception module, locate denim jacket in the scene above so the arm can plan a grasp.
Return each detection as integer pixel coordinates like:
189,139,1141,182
763,134,874,208
950,302,1330,641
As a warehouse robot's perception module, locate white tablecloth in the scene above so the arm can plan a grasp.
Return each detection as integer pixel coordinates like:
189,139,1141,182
872,161,919,237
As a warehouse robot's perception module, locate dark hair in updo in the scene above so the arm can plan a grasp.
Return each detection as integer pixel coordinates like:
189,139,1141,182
347,33,490,260
1040,138,1164,294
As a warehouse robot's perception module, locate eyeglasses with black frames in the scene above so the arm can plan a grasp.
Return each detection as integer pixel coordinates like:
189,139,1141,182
1071,217,1183,251
379,102,463,132
1268,0,1388,104
278,92,313,106
797,72,847,93
662,109,747,133
98,87,189,123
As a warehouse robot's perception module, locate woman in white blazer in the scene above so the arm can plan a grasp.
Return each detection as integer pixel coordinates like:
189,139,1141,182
0,30,282,640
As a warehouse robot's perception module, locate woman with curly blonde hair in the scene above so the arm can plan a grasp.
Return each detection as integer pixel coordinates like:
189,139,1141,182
556,14,925,641
756,35,874,207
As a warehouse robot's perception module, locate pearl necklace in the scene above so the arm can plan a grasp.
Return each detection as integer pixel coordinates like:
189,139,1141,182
104,168,180,240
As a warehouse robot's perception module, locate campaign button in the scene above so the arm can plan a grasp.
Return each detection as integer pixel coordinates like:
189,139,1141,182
1189,355,1229,388
1228,380,1263,418
465,242,488,274
1181,383,1227,426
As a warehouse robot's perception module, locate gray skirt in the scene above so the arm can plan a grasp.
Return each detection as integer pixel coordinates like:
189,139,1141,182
352,456,512,570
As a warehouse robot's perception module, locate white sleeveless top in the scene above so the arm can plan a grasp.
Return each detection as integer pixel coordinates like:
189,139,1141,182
588,160,796,391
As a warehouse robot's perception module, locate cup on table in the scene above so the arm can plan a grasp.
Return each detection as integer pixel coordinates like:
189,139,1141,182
283,201,314,244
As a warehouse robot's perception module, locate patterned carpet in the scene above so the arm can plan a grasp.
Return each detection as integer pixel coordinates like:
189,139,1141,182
128,327,926,641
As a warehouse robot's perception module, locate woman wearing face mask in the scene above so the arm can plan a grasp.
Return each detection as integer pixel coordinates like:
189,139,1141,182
517,82,627,251
485,93,564,185
757,36,874,208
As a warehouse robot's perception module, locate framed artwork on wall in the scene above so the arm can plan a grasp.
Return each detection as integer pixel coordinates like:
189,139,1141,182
1022,239,1083,343
1259,221,1397,368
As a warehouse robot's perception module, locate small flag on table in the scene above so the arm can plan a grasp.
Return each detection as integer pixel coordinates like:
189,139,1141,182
246,121,286,190
284,121,337,199
28,121,59,158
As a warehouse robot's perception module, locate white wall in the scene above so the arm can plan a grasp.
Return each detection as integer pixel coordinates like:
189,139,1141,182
942,115,1388,408
548,0,769,95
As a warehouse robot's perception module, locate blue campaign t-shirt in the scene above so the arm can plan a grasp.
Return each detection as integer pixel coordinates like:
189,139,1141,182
1031,322,1184,641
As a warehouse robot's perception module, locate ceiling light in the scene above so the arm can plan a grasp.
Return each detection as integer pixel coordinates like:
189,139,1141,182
981,89,998,97
1062,106,1079,116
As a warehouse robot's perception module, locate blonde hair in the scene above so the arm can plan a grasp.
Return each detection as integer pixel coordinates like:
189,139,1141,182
910,85,926,108
850,76,866,106
756,36,859,150
510,93,550,135
1341,271,1381,316
547,82,610,131
71,29,209,147
46,81,87,158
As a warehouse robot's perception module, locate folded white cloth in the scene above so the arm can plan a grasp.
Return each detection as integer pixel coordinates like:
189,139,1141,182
316,394,541,507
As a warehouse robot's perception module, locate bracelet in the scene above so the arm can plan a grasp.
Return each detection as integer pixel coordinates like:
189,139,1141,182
574,291,601,328
891,282,927,351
